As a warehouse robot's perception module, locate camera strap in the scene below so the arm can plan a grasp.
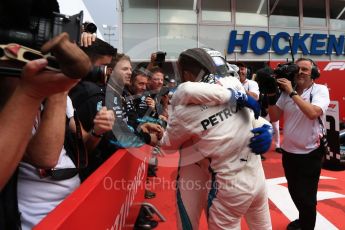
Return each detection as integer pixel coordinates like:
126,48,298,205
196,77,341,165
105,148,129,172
0,43,60,72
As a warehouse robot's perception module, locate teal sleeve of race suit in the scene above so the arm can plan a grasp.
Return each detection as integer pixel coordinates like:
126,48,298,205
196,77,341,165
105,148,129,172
109,122,146,148
137,116,167,129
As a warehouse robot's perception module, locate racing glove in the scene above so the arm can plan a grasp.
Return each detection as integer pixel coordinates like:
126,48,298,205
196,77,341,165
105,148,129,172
229,89,260,119
249,124,273,155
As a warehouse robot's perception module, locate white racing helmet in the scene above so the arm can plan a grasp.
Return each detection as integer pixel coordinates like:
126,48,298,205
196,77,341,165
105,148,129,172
201,47,229,77
201,47,239,80
226,63,240,80
178,47,239,83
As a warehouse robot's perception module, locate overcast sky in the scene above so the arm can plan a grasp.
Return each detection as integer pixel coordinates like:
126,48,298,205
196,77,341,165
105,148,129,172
57,0,119,45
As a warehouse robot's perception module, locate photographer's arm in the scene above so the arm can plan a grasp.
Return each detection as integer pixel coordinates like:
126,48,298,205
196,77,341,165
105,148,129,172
291,96,323,119
24,93,68,168
80,32,96,47
0,87,44,190
0,59,79,189
146,53,157,71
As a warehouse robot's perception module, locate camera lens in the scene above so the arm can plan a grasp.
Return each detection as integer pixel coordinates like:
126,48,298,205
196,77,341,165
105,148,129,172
84,22,97,33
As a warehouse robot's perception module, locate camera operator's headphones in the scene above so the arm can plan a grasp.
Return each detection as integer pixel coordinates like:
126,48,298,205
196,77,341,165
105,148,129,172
297,58,320,80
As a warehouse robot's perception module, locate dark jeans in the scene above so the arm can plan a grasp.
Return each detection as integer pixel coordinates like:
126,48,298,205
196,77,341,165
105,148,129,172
282,147,323,230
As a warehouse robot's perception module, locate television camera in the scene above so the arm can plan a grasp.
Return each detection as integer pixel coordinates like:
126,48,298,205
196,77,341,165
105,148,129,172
0,2,97,79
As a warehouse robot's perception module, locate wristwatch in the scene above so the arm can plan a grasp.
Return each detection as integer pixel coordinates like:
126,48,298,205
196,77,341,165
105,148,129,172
289,90,298,98
91,129,103,138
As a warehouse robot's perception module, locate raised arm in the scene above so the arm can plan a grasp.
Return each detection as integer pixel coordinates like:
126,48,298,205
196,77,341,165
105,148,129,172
0,59,79,189
23,93,68,168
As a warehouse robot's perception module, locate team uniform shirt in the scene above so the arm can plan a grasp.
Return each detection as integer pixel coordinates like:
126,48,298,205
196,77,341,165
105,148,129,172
17,97,80,230
276,83,330,154
160,77,272,230
242,79,260,100
123,88,158,130
105,80,151,148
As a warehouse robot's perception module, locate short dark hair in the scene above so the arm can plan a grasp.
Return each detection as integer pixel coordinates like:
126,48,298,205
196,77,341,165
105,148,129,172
81,38,117,65
148,66,164,78
236,62,246,68
131,68,149,83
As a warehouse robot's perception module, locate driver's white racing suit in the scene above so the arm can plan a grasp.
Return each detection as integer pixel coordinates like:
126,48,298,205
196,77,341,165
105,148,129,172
159,77,272,230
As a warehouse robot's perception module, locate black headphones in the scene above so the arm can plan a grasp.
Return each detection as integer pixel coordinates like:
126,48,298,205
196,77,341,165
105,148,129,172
297,58,320,79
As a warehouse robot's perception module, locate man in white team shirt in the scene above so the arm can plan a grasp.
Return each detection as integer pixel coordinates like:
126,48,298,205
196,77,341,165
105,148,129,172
159,48,272,230
17,94,80,229
17,93,114,229
237,62,260,101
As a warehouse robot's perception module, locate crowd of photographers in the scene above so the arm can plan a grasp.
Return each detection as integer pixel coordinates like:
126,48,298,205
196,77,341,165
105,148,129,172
0,1,330,230
0,31,173,228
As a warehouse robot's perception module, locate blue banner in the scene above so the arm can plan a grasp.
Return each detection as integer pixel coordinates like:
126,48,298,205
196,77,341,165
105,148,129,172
227,30,345,56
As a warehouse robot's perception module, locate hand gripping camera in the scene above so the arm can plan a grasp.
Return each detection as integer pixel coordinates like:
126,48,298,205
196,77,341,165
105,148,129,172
0,11,84,51
0,8,92,79
273,62,299,82
256,62,299,95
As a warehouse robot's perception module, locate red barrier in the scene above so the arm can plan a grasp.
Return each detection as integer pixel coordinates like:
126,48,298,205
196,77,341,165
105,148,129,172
35,145,151,230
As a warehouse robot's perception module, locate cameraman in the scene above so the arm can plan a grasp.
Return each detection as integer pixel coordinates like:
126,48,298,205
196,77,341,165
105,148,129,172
267,58,330,230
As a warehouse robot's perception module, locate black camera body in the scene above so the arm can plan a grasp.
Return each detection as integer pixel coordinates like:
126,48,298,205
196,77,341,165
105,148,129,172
83,22,97,34
84,65,111,84
0,1,93,79
0,11,84,51
273,62,299,82
155,51,166,67
256,62,299,95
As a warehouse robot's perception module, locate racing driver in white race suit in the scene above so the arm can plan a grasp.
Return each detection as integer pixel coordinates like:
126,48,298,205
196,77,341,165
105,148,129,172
158,48,273,230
